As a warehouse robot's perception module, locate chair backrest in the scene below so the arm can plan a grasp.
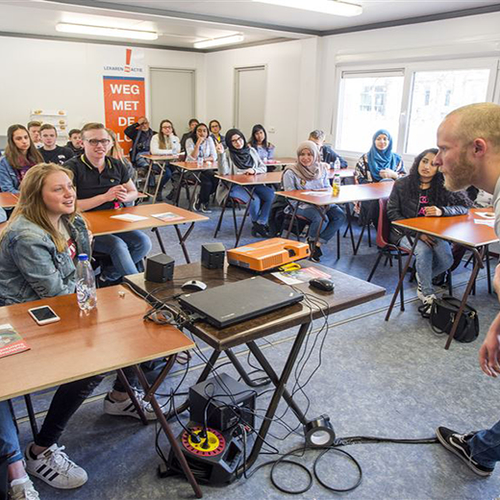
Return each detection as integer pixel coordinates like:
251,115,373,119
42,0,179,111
376,197,391,248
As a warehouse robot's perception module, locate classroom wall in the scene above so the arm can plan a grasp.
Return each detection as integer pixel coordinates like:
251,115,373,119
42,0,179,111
205,38,319,157
0,36,206,137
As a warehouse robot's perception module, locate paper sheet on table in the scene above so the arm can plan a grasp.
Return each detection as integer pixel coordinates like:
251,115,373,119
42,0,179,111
475,212,495,219
110,214,149,222
272,267,332,285
151,212,185,222
474,219,495,227
302,191,331,197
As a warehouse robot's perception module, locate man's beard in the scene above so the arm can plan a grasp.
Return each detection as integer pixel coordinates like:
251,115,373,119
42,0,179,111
443,149,475,192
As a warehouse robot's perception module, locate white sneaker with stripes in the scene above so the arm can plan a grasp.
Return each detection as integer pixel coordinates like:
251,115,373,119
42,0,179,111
24,444,88,489
103,389,157,420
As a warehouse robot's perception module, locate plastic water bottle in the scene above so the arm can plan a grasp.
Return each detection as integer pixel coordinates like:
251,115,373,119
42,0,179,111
197,152,204,167
76,254,97,312
332,174,341,196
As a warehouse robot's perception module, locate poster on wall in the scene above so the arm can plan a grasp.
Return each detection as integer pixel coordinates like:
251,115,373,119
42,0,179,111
102,48,145,155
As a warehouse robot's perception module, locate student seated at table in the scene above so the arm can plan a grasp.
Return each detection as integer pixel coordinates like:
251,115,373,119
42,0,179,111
0,163,105,491
27,121,43,149
1,401,41,499
387,148,470,306
150,119,181,201
282,141,346,262
308,130,348,169
64,122,152,284
39,124,73,165
216,128,274,237
185,122,218,213
0,124,43,194
248,124,275,163
124,116,156,172
209,119,226,147
180,118,199,152
355,129,404,227
66,128,84,157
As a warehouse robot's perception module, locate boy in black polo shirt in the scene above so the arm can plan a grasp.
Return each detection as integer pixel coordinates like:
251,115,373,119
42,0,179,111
40,124,73,165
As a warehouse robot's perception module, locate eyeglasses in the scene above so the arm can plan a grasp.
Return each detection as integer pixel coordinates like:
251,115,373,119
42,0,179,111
85,139,111,146
231,137,243,144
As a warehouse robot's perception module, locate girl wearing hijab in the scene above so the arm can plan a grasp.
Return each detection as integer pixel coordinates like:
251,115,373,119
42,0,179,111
282,141,346,262
216,128,274,237
355,129,404,183
354,129,404,226
249,124,275,163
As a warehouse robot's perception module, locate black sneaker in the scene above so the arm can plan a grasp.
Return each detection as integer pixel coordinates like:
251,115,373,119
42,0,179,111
310,245,323,263
252,222,268,238
200,203,212,214
436,427,494,477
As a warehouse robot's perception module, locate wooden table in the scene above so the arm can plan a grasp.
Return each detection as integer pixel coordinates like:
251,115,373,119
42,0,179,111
0,286,202,497
125,261,385,479
276,181,395,256
214,172,281,246
0,192,18,208
83,202,208,263
170,161,218,210
141,154,184,203
385,208,498,349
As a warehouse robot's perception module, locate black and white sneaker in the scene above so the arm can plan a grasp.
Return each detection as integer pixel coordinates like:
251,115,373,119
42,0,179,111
25,443,88,489
199,203,212,214
436,427,494,477
103,389,157,420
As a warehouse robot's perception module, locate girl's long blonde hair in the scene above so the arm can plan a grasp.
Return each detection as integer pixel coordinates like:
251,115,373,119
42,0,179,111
1,163,82,252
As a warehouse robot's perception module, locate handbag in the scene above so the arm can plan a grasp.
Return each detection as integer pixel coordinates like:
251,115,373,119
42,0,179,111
429,295,479,343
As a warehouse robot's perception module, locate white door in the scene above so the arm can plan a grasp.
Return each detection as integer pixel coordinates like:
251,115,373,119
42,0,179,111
234,65,266,138
150,68,195,136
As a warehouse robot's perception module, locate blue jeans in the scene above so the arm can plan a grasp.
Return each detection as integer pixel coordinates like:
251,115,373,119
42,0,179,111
159,164,173,192
230,185,274,225
0,401,22,465
470,420,500,468
93,230,152,280
403,237,453,296
297,204,346,244
134,152,149,170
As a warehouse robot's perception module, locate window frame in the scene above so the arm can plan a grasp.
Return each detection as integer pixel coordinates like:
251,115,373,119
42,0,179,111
331,57,499,164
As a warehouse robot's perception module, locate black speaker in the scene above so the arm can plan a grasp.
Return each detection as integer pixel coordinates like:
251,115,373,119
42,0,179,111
201,243,225,270
145,253,174,283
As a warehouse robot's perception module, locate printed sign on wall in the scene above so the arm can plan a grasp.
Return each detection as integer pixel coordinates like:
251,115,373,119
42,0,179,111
102,48,145,154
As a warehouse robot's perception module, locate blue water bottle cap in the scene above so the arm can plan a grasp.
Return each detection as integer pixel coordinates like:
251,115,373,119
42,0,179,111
77,253,89,261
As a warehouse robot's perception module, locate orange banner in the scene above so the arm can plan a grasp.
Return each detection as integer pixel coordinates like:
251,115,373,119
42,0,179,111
103,76,145,155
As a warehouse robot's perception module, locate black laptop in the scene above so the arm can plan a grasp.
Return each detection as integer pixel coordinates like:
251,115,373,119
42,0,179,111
178,276,304,328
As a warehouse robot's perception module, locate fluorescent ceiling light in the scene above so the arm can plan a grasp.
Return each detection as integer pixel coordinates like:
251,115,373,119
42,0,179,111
194,34,245,49
252,0,362,17
56,23,158,41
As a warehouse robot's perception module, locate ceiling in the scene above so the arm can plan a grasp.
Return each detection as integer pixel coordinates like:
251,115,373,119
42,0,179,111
0,0,499,51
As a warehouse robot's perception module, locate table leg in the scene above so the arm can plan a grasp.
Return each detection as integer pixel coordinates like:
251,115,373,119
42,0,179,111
24,395,39,439
187,173,202,211
486,245,492,294
444,247,485,350
116,369,149,426
133,365,203,498
143,160,154,198
151,161,165,203
175,170,186,207
385,234,420,321
174,223,194,264
235,187,255,246
225,349,270,388
214,185,230,238
152,227,166,254
285,203,299,239
237,322,311,472
344,204,357,255
246,340,308,424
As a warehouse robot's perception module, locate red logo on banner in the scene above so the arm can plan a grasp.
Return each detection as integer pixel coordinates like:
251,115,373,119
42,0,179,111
125,48,132,73
103,76,145,155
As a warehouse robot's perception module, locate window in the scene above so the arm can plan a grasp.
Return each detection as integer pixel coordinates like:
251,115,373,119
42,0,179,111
336,72,404,152
406,69,490,154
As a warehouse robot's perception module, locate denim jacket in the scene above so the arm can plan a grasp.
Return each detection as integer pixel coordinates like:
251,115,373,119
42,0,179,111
0,156,20,194
0,214,91,305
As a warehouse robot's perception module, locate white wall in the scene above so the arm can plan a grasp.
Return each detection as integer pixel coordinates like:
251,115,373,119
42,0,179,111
205,38,319,156
0,36,206,136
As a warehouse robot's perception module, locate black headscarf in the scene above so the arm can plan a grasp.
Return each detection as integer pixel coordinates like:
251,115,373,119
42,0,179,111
225,128,254,170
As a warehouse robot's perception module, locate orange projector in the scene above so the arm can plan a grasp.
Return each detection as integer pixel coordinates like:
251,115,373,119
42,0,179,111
227,238,310,272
